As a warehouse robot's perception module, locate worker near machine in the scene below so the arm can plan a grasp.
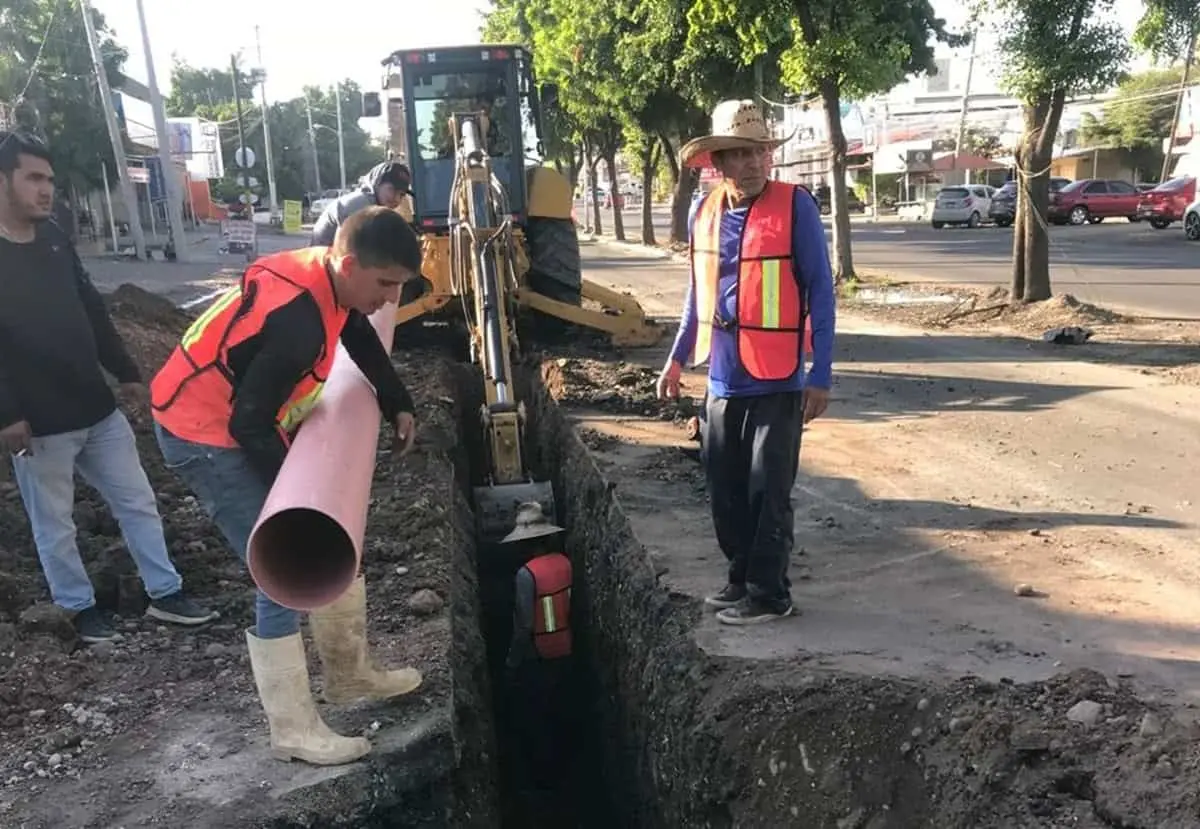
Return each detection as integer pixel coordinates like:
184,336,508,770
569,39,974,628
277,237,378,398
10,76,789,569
502,502,577,814
150,206,425,767
656,100,836,626
310,159,412,246
0,130,217,644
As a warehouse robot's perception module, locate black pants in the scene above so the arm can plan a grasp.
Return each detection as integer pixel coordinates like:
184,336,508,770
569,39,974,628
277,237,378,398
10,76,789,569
701,391,804,601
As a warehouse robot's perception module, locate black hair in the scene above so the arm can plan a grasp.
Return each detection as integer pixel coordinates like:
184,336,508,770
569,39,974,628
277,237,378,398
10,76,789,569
376,160,411,191
334,205,422,272
0,131,52,176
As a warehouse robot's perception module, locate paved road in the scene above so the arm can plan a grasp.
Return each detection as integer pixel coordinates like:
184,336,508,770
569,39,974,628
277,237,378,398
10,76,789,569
596,202,1200,320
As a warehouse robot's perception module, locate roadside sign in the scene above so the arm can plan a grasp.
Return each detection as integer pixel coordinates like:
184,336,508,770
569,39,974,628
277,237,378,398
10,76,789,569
221,219,257,246
282,200,302,234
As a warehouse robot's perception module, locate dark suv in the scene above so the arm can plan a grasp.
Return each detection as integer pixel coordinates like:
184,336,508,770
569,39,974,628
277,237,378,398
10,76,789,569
987,177,1072,227
813,185,865,215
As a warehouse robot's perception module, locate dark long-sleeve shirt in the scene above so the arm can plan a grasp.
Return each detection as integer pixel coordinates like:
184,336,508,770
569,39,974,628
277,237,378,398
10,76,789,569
669,185,836,395
0,222,141,437
225,293,414,485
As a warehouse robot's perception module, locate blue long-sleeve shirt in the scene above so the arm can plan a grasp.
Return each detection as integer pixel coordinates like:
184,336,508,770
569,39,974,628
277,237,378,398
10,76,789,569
669,185,836,396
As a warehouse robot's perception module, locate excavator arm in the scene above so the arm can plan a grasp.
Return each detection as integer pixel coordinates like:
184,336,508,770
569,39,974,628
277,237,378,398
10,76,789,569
447,111,555,540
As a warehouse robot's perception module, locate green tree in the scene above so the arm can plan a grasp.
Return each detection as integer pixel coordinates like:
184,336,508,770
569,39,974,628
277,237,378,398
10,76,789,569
984,0,1128,302
687,0,964,280
1078,66,1184,179
1133,0,1200,181
0,0,128,194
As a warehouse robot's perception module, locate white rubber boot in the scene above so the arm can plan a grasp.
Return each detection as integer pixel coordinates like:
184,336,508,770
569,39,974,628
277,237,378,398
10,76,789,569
309,575,423,704
244,629,372,765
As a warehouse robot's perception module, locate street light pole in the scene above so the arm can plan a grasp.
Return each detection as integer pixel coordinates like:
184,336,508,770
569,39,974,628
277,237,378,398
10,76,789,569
135,0,188,260
80,0,146,259
304,95,322,193
335,81,347,190
255,25,280,218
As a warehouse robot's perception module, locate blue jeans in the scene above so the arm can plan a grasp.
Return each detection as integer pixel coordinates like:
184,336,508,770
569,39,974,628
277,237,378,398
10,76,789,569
11,409,182,613
153,423,299,639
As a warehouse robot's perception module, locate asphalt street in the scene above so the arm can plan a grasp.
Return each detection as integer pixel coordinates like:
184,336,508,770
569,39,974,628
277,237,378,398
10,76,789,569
602,203,1200,320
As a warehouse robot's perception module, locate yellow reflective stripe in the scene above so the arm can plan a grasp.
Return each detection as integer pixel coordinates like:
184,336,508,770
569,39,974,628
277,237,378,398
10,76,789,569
760,260,781,329
181,286,243,349
277,381,326,432
540,595,557,633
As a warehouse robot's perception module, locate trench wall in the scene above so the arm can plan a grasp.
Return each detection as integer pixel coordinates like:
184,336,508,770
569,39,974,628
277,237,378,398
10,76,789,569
522,362,947,829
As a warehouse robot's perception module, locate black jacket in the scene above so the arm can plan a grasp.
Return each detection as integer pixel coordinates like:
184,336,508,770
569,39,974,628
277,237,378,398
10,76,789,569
0,221,141,437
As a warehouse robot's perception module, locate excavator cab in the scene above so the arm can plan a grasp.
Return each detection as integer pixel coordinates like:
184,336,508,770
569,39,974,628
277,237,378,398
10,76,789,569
372,44,663,347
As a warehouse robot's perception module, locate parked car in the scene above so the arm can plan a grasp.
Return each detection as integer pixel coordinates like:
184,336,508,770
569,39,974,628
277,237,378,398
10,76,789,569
1136,176,1197,229
931,184,994,228
813,185,865,214
987,177,1071,227
1048,178,1142,225
1182,195,1200,240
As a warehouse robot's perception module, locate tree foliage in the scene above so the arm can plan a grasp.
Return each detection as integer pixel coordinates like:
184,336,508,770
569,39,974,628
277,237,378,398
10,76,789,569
0,0,127,190
1134,0,1200,61
686,0,963,279
982,0,1129,302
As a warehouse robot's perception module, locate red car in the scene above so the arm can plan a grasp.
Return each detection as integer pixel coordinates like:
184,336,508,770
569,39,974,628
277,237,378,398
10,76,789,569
1048,178,1142,225
1136,176,1197,229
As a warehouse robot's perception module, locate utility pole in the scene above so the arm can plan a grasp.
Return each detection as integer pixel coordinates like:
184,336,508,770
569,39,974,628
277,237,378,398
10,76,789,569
135,0,188,261
334,81,347,190
230,55,252,205
80,0,146,259
304,95,322,193
1162,22,1198,183
953,30,979,178
255,26,279,218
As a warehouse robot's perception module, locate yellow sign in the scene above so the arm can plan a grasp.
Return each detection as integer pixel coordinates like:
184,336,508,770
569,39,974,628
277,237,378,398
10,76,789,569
282,200,302,234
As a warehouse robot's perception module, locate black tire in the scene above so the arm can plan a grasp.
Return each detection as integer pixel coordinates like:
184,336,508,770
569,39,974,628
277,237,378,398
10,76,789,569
995,218,1012,228
525,217,582,305
1150,218,1172,230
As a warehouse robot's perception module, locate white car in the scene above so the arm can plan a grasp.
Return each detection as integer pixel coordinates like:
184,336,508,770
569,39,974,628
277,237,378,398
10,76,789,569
1183,196,1200,240
931,184,995,229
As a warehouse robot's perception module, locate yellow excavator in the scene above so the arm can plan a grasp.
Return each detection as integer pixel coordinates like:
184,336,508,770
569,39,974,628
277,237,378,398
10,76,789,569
364,44,664,538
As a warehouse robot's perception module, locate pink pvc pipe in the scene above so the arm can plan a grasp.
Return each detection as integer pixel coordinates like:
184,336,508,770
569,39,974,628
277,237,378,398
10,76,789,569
246,302,398,611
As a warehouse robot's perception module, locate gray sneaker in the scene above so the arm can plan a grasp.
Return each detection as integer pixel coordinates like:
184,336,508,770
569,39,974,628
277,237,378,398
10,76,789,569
146,591,219,626
73,607,117,643
704,583,747,609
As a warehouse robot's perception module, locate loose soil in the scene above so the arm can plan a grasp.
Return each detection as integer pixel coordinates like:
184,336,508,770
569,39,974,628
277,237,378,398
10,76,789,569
535,350,1200,828
0,286,486,827
843,278,1200,386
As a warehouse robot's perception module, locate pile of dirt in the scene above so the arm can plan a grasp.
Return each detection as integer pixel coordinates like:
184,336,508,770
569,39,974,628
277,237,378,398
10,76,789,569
542,356,699,423
0,287,471,825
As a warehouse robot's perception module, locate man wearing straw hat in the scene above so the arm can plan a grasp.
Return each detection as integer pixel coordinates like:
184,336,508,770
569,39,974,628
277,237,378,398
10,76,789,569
656,99,836,626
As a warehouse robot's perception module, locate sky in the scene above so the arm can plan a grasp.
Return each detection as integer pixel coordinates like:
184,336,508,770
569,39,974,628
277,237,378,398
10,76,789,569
95,0,1151,125
93,0,494,103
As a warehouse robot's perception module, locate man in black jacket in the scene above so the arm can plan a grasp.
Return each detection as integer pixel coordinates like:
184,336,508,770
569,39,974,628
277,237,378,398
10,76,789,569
309,160,411,247
0,131,216,643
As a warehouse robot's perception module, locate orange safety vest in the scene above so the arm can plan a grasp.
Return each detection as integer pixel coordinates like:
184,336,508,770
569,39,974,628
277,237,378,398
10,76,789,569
150,247,349,448
522,553,573,660
689,180,807,382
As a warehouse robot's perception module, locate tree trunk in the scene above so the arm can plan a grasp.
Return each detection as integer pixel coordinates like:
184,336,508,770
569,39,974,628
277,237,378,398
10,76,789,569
605,152,625,241
1009,144,1027,301
820,80,855,281
583,139,602,234
1018,92,1066,302
657,130,679,184
641,136,658,246
670,167,697,244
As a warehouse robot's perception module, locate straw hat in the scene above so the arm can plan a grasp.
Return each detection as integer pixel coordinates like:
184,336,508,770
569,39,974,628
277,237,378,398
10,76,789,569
501,501,563,543
680,99,795,169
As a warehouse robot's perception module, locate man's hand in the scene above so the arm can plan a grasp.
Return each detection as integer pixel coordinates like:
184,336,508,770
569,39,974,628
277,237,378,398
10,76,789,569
0,420,33,457
118,382,148,408
393,411,417,457
802,387,830,424
656,360,683,401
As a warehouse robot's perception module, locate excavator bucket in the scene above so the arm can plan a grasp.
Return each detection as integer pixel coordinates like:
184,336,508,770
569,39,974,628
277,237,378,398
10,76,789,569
474,480,557,542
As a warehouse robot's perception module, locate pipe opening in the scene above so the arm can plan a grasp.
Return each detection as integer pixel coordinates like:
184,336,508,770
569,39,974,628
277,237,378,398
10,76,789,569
248,508,359,610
